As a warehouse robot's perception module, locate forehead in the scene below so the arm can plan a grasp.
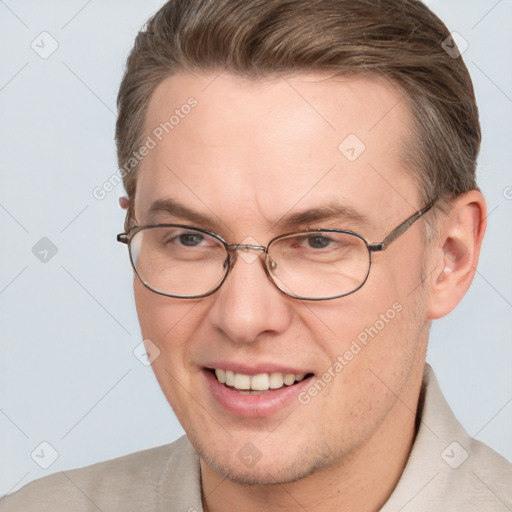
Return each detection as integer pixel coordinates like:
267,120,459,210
136,72,418,233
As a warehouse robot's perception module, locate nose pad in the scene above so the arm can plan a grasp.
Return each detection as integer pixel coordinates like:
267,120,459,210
222,247,277,291
268,258,277,271
223,252,234,270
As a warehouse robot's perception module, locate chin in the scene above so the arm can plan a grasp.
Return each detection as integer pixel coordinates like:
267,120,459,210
192,431,336,486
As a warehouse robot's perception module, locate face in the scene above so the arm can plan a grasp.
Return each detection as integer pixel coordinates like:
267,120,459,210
132,72,431,484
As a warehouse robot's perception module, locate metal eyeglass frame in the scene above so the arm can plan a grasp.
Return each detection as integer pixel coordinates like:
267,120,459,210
117,202,434,301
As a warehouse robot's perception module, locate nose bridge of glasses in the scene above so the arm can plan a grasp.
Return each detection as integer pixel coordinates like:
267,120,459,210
224,243,271,272
227,243,267,253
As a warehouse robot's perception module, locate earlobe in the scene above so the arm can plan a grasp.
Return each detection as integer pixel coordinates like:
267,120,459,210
426,191,486,320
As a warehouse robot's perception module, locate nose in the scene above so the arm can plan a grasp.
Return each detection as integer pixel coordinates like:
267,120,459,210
209,249,294,344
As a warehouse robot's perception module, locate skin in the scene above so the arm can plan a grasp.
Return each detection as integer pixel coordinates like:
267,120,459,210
130,72,486,511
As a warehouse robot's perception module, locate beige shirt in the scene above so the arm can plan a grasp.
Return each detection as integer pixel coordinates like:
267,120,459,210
2,365,511,511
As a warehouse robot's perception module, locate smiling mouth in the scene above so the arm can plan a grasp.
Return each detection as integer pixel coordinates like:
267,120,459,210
209,368,314,394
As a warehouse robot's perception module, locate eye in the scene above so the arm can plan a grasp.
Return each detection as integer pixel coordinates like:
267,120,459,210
177,232,205,247
305,235,331,249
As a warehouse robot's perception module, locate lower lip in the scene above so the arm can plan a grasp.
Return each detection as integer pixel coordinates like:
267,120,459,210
203,370,313,418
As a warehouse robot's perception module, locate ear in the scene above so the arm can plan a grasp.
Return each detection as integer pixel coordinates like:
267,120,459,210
119,196,130,210
426,190,487,320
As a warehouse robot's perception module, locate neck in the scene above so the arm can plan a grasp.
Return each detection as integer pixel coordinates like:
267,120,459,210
201,364,425,512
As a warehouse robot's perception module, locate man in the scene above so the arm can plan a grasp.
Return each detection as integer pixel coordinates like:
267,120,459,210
2,0,511,510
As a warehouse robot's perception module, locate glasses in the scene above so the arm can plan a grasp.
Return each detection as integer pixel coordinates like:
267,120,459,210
117,202,434,301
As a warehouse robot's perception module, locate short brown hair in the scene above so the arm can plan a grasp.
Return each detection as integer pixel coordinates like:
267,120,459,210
116,0,480,229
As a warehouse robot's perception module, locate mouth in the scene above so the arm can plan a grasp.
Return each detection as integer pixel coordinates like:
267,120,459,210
208,368,314,394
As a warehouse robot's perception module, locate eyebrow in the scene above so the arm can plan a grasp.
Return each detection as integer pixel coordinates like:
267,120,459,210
279,202,370,229
147,198,219,227
145,197,369,231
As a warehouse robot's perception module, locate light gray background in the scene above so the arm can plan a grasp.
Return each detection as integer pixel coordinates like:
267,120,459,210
1,0,511,497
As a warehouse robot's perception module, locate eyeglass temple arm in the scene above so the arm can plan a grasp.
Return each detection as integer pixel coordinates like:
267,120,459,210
117,234,129,244
368,202,435,252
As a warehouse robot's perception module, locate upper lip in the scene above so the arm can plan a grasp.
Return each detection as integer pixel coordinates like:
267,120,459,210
204,361,313,376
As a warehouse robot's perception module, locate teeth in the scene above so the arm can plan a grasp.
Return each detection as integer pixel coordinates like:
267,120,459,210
214,369,308,391
233,373,251,390
283,373,295,386
269,372,284,389
251,373,270,391
215,368,226,384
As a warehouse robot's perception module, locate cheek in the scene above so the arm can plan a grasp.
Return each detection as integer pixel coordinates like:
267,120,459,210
133,281,201,417
300,249,428,400
133,280,203,392
388,234,428,293
134,280,167,340
134,279,196,342
133,279,218,380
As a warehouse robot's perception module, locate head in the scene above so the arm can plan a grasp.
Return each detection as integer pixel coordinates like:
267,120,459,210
115,0,486,486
